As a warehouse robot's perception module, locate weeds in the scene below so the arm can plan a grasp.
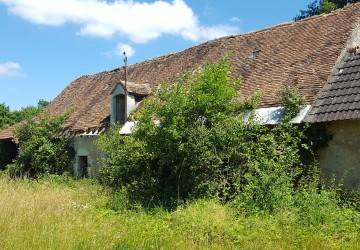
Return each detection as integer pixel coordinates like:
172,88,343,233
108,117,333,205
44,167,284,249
0,175,359,249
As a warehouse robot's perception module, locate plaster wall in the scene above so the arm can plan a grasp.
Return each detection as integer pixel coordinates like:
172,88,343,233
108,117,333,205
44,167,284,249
348,22,360,49
318,120,360,189
73,136,102,177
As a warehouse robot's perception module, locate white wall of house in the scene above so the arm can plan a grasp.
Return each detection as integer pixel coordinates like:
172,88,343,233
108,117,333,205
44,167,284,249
72,84,139,176
318,120,360,189
73,136,102,177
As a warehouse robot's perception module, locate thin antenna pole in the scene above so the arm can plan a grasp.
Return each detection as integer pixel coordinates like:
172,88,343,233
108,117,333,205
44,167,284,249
123,51,128,124
123,51,127,90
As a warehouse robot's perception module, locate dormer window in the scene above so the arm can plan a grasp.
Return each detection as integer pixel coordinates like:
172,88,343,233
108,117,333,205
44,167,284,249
115,94,125,124
111,83,126,125
110,82,137,125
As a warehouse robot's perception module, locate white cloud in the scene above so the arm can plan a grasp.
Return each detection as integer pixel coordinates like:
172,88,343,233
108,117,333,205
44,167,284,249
106,43,135,58
115,43,135,58
181,25,238,42
0,0,239,43
0,62,23,76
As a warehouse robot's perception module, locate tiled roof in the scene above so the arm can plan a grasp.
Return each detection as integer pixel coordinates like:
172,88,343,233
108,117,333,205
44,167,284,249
0,128,15,140
1,3,360,138
0,123,22,142
306,51,360,122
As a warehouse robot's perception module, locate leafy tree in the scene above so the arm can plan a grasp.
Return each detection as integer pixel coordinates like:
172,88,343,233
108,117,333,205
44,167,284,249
294,0,360,20
7,113,75,177
12,99,50,124
0,99,50,130
12,106,40,123
96,56,326,211
0,103,13,130
37,99,50,109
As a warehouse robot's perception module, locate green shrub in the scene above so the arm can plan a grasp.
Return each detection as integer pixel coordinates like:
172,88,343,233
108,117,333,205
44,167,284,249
9,113,75,177
97,55,327,212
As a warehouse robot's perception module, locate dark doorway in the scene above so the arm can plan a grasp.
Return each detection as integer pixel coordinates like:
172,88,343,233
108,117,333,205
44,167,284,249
79,156,88,177
0,140,18,170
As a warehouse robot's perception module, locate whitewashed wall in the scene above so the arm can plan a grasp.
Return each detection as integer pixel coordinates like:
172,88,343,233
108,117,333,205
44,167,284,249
73,136,102,177
318,120,360,189
73,84,139,176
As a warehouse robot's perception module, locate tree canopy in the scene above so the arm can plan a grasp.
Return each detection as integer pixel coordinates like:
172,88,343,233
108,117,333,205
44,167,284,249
0,103,13,131
294,0,360,20
0,99,49,130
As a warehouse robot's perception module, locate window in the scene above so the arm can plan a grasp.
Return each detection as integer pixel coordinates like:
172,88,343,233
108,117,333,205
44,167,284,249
135,95,145,104
115,94,125,124
250,50,260,59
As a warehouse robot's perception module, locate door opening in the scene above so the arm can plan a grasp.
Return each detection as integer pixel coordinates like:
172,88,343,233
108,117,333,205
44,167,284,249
79,156,88,177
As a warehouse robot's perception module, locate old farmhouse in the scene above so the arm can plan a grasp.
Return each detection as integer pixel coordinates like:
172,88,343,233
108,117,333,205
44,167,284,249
1,3,360,187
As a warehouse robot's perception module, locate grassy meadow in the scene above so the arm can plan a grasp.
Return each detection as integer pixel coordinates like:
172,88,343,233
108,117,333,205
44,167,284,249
0,174,360,249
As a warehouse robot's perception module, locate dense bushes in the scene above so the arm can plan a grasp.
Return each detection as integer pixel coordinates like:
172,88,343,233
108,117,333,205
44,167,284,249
0,100,50,169
96,55,329,211
7,113,75,177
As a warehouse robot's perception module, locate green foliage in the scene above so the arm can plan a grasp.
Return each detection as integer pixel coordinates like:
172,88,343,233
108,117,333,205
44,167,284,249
280,85,305,122
97,56,328,212
295,0,322,20
0,103,13,130
9,112,75,177
12,99,50,124
0,99,49,130
97,56,246,207
0,100,50,169
37,99,50,109
294,0,360,20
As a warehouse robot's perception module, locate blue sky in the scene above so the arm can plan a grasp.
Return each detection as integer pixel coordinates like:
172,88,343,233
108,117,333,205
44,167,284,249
0,0,311,110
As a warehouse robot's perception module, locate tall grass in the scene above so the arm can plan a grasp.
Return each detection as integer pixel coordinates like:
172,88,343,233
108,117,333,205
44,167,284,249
0,174,359,249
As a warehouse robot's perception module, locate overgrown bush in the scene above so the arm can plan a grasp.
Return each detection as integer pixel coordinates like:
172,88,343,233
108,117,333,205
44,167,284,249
96,55,328,211
0,100,51,170
8,113,75,177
